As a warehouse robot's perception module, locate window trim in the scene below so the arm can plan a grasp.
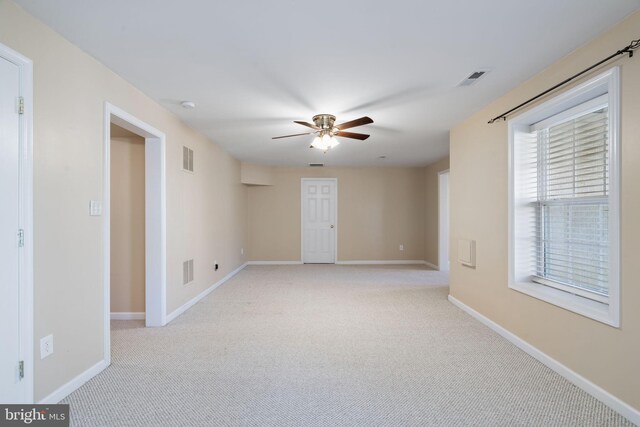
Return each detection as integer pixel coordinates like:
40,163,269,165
508,67,620,327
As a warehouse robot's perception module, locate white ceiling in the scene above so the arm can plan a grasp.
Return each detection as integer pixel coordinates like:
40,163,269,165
16,0,640,166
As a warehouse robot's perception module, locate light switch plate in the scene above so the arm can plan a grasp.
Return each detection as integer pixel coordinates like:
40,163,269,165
89,200,102,216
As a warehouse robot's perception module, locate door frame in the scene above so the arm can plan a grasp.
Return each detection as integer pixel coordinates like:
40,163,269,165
103,103,167,365
0,42,34,403
300,178,338,263
438,169,450,272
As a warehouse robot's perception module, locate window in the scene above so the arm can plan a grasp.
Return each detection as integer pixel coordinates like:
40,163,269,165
509,68,620,326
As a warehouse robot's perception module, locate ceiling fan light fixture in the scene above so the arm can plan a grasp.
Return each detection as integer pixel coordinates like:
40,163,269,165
311,136,326,150
273,114,373,149
322,133,332,146
311,133,339,150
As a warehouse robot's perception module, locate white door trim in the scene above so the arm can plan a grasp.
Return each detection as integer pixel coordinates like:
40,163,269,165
438,169,450,272
0,42,34,403
300,178,338,263
104,102,167,366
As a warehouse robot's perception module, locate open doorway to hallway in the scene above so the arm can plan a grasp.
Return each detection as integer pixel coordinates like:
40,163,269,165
103,103,167,366
109,124,146,321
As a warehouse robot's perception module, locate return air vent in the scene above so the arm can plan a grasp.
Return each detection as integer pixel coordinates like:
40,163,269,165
183,146,194,172
183,259,194,285
309,163,324,167
458,70,489,87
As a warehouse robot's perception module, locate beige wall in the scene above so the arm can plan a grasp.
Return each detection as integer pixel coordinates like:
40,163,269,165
241,162,274,186
450,11,640,412
423,157,449,267
110,125,145,313
0,1,247,400
248,167,426,261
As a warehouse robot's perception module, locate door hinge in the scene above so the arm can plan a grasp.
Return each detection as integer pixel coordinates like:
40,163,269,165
17,96,24,115
18,229,24,247
19,361,24,379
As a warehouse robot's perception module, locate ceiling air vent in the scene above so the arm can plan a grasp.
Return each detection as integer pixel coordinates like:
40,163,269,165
458,70,489,87
309,163,324,167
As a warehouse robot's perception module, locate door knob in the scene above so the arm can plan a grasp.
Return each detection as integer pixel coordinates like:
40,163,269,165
330,225,334,228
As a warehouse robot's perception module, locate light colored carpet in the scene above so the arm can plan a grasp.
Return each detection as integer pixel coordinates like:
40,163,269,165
63,265,633,426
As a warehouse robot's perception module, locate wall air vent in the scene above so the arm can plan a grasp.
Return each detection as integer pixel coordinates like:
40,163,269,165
183,259,194,285
309,163,324,167
183,146,194,172
458,70,489,87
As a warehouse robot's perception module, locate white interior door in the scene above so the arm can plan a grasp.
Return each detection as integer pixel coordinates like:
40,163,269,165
0,55,24,403
302,179,336,263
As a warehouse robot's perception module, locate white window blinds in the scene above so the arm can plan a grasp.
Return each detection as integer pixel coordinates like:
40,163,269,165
527,95,609,302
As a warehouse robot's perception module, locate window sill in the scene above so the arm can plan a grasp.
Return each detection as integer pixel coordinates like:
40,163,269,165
508,279,619,327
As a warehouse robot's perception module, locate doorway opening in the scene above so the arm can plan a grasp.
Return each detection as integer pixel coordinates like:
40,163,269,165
104,103,166,365
110,124,146,321
301,178,337,263
438,170,450,272
0,43,33,404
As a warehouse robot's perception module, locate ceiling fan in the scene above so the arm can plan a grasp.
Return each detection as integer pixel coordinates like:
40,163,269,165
272,114,373,151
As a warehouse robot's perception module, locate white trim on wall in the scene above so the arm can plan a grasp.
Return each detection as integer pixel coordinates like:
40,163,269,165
110,312,145,320
0,42,34,404
336,260,429,265
246,261,303,265
104,102,167,369
247,260,439,267
438,169,450,272
166,262,248,323
37,360,108,404
448,294,639,425
423,261,439,270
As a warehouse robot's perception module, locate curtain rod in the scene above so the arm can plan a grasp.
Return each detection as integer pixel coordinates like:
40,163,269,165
488,38,640,124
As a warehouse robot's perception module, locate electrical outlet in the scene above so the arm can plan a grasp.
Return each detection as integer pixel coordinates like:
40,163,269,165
240,248,244,255
399,244,404,251
40,335,53,359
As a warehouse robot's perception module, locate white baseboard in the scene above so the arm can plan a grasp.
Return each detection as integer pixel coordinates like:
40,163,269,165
110,312,145,320
336,260,428,265
37,359,109,404
166,262,248,324
246,261,303,265
247,260,437,267
448,294,639,425
423,261,439,270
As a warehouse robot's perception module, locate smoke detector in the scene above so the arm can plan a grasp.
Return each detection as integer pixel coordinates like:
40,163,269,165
181,101,196,109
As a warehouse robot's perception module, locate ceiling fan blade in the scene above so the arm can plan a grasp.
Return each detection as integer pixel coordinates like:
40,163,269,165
335,116,373,130
294,120,320,130
272,132,314,140
336,131,370,140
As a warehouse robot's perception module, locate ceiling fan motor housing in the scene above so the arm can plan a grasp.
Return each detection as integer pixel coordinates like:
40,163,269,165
312,114,336,131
